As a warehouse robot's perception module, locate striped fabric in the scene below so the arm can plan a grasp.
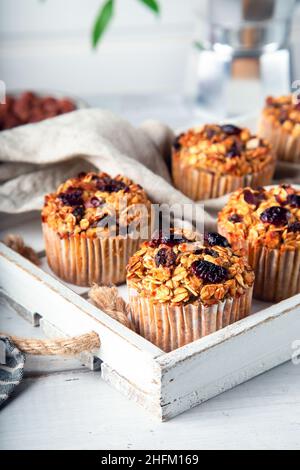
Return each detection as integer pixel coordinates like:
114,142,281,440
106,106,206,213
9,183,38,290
0,336,25,406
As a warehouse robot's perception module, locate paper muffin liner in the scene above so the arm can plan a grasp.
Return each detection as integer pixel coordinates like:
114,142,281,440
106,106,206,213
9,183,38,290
43,223,143,286
218,224,300,302
248,244,300,302
128,286,253,352
171,151,275,200
258,114,300,163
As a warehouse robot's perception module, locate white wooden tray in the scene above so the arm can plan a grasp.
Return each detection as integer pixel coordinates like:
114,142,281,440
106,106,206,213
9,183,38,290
0,213,299,421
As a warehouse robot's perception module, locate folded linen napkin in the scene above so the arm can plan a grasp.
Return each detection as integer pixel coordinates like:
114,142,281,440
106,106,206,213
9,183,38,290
0,108,299,230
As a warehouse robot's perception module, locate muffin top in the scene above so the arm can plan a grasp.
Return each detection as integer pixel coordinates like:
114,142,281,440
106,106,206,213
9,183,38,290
262,95,300,135
126,229,254,306
218,185,300,251
173,124,274,177
42,171,151,238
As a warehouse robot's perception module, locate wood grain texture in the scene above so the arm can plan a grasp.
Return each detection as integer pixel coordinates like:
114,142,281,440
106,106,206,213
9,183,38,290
1,274,300,449
0,243,163,396
2,237,300,421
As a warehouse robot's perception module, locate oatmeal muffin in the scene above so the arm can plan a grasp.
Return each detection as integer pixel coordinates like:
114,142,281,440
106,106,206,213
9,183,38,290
259,95,300,163
126,229,254,351
172,124,275,201
218,185,300,302
42,171,151,286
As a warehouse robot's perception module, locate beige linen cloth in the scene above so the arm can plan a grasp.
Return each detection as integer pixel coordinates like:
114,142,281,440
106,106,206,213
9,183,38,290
0,108,298,231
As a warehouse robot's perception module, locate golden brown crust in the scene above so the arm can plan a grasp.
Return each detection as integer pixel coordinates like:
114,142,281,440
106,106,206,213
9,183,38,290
218,185,300,252
126,230,254,306
42,171,151,239
261,95,300,136
173,124,274,177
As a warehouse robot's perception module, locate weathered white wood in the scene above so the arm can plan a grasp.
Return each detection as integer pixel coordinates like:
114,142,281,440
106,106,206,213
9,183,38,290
0,299,89,375
0,242,163,404
101,363,162,420
1,218,300,421
157,296,300,420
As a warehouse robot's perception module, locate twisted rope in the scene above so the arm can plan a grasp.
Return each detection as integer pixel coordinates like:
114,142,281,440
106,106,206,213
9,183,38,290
3,234,40,266
2,332,100,356
88,284,135,331
2,233,132,355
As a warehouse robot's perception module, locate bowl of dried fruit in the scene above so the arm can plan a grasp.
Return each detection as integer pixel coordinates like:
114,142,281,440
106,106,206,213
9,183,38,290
0,89,89,131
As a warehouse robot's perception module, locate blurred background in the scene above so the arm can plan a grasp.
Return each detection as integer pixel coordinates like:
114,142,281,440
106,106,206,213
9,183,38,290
1,0,300,126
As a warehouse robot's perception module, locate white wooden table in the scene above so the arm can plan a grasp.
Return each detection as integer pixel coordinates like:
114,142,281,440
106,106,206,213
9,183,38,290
1,96,300,450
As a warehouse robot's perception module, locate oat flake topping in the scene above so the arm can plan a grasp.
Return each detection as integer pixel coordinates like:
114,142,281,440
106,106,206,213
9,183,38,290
262,95,300,135
218,185,300,251
126,230,254,306
42,171,150,238
173,124,274,177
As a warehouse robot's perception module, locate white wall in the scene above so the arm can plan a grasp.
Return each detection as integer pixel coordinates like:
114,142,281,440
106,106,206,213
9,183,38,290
0,0,299,97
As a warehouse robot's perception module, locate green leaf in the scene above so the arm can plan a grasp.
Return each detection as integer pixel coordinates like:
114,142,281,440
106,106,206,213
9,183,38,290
92,0,114,49
137,0,160,15
194,41,204,51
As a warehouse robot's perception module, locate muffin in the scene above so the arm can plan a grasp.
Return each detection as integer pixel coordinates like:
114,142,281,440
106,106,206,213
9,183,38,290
126,229,254,351
172,124,275,201
218,185,300,302
259,95,300,163
42,171,151,286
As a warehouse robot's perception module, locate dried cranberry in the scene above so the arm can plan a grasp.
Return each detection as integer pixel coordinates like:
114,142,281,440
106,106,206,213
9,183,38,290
95,175,128,193
191,260,228,283
287,222,300,232
226,141,241,158
287,194,300,208
228,214,242,223
194,248,218,257
204,232,230,248
295,102,300,111
260,206,291,226
205,127,218,139
173,134,183,151
149,230,187,248
58,188,83,206
72,205,85,222
77,172,87,178
220,124,242,136
257,190,267,201
279,110,289,124
155,247,177,268
243,189,257,206
266,98,280,108
89,196,102,208
94,176,112,191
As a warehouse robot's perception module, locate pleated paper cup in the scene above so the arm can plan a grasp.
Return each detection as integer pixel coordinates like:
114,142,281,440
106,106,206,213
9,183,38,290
218,224,300,302
258,115,300,163
171,151,275,201
43,223,143,286
248,244,300,302
128,286,253,352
